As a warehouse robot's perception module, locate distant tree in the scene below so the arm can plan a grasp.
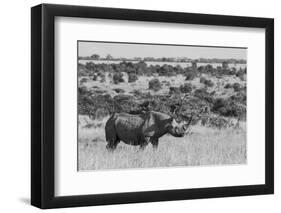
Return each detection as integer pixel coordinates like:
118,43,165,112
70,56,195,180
191,60,197,70
134,57,142,61
90,54,100,60
222,61,229,69
105,54,113,60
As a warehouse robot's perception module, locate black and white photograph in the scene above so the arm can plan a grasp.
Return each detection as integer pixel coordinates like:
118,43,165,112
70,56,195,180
29,2,274,209
77,41,247,171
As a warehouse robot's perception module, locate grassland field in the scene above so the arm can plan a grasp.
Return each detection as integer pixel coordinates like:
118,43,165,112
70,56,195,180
78,115,246,171
78,62,247,171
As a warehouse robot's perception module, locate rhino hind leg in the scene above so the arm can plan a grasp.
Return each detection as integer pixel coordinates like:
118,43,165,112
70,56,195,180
106,133,120,151
105,120,119,151
151,138,159,150
106,138,120,151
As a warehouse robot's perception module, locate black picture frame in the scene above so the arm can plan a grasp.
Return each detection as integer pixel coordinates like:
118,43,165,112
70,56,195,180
31,3,274,209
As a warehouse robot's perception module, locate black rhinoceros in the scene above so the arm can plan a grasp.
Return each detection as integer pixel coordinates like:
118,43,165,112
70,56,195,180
105,111,191,150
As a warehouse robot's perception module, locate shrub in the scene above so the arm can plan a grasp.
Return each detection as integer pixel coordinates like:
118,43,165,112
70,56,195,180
162,80,171,86
200,77,206,83
80,78,88,84
194,88,214,103
169,87,180,94
208,116,230,129
230,91,246,105
185,72,196,81
149,78,162,91
180,83,192,93
158,64,173,76
92,75,98,81
212,98,227,111
131,89,143,97
167,71,177,77
224,83,232,89
204,79,214,87
78,87,114,119
113,72,124,84
212,98,246,119
205,64,214,73
99,73,106,83
113,88,125,93
128,73,138,83
85,62,96,71
200,77,214,87
232,82,242,92
113,94,140,113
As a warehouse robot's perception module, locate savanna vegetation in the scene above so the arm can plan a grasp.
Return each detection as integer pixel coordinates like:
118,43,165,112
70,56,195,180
78,59,247,170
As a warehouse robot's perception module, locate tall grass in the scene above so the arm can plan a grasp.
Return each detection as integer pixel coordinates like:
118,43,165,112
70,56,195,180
78,121,246,171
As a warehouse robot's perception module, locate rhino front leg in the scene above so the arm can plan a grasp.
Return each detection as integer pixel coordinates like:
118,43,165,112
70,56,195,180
139,137,150,150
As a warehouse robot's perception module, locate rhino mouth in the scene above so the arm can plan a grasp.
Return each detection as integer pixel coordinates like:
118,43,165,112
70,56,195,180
168,116,192,137
169,126,185,137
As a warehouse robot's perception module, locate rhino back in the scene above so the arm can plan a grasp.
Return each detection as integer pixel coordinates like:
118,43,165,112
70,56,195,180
142,111,172,137
114,113,145,145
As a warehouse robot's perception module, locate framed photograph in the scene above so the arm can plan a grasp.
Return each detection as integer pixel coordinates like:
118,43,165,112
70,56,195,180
31,4,274,209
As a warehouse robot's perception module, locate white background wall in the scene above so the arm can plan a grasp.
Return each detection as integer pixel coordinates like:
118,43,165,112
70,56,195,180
0,0,279,212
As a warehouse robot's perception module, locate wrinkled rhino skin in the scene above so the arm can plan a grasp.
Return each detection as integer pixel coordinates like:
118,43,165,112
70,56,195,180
105,111,188,150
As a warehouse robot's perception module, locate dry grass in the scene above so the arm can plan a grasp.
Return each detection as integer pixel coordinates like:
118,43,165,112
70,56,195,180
78,119,246,171
78,72,247,171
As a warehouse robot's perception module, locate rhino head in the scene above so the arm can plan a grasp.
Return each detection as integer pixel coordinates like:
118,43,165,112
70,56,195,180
167,116,192,137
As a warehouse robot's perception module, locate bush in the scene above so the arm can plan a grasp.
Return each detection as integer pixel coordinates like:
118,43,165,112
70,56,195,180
80,78,88,84
92,75,98,81
113,72,124,84
200,77,206,83
224,82,244,92
232,82,242,92
204,79,214,87
113,88,125,93
185,72,196,81
212,98,246,119
128,73,138,83
99,73,106,83
149,78,162,91
162,80,171,86
209,116,230,129
113,94,140,113
169,87,180,94
158,64,173,76
200,77,214,87
78,87,114,119
224,83,232,89
194,88,214,103
180,83,192,93
230,91,246,105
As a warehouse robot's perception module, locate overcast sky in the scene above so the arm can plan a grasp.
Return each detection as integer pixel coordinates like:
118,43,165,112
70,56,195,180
78,41,247,60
